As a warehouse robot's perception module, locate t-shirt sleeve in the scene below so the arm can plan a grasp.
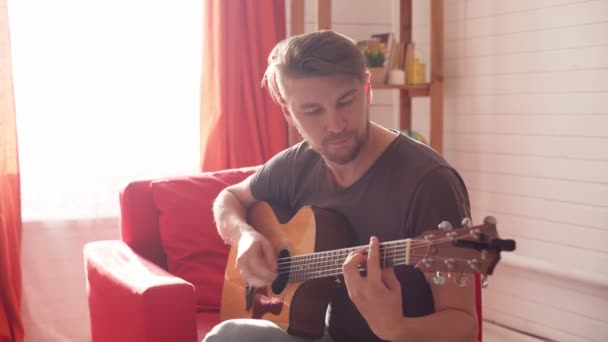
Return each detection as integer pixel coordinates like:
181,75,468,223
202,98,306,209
249,147,295,207
404,166,471,238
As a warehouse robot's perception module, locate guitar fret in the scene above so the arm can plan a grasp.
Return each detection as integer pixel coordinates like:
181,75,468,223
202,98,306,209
307,254,314,279
395,242,400,266
405,239,410,265
296,254,304,282
382,244,386,268
302,255,307,281
298,255,306,281
308,254,314,281
292,257,297,282
318,252,324,279
324,251,330,278
301,254,308,281
393,240,402,266
334,250,340,274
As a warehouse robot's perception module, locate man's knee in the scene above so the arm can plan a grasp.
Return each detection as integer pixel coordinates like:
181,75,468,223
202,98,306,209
202,319,279,342
203,320,240,342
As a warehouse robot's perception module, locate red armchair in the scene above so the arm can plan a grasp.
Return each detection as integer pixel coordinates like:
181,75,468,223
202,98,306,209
84,166,259,342
83,166,482,342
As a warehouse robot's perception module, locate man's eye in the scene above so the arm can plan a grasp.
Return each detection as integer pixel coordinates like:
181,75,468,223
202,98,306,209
338,99,353,107
304,108,323,115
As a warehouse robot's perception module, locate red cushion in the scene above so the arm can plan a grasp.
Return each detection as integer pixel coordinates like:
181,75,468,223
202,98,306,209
150,167,258,312
196,312,221,341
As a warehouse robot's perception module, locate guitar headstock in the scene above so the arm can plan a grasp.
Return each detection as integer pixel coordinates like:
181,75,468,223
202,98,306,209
409,216,516,287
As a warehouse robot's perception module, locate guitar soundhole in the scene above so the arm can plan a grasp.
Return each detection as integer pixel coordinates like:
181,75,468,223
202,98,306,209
271,249,290,294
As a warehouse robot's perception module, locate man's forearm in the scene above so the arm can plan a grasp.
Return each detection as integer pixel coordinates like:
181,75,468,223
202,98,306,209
393,309,478,342
212,189,255,245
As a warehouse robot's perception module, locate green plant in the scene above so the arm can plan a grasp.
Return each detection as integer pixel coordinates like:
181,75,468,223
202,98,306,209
359,40,387,68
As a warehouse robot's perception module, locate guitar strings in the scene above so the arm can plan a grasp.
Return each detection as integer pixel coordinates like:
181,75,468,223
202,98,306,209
276,234,477,277
274,236,459,268
285,255,477,281
275,233,470,268
280,253,458,276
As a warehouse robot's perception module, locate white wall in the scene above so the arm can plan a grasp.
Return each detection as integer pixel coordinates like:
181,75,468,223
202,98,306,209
21,219,118,342
442,1,608,341
289,0,608,341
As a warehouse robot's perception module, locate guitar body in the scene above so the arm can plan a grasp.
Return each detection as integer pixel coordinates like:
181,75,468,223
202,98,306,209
220,201,351,338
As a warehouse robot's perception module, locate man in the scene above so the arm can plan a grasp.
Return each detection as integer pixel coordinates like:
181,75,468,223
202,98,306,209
205,30,478,342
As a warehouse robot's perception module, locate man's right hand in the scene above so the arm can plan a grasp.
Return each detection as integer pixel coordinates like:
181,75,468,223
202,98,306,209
235,228,278,287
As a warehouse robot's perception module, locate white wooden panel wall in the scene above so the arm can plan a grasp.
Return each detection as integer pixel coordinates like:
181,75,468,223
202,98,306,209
441,0,608,341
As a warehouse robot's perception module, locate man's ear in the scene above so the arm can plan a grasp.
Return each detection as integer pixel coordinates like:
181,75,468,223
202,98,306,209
364,72,373,105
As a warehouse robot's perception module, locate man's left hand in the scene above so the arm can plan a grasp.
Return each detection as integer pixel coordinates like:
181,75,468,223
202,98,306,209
343,236,404,341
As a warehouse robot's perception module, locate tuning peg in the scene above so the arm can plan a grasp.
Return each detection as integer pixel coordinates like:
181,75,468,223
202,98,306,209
461,217,472,228
432,271,446,286
468,259,479,271
483,216,497,225
471,228,481,239
481,274,489,288
438,221,453,231
489,238,516,252
454,273,469,287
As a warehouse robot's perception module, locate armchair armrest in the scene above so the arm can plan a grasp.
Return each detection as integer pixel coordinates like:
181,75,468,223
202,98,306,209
84,240,197,342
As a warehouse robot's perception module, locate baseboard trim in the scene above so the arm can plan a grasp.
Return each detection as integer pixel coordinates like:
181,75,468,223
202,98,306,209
483,319,556,342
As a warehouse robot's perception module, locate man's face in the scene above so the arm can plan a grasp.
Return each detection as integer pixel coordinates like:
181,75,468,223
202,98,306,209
280,74,371,165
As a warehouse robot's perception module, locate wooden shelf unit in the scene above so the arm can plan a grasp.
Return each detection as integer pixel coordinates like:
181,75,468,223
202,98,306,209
370,83,430,97
289,0,444,154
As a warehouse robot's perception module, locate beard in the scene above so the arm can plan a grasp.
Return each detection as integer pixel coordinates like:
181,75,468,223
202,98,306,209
319,121,370,165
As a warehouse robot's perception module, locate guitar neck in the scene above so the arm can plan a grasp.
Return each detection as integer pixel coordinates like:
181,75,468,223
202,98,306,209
282,239,412,283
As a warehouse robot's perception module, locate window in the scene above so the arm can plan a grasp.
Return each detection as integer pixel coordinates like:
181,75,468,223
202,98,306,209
9,0,203,220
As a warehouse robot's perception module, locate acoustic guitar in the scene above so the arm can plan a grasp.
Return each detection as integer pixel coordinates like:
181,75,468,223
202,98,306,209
220,201,516,338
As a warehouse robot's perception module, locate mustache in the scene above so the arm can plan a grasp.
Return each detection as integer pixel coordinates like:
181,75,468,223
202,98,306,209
323,132,355,144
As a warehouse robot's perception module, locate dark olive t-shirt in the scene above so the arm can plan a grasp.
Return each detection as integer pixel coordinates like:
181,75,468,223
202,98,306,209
250,132,470,342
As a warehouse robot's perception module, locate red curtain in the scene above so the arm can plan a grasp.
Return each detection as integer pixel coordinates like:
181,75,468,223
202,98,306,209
0,0,24,340
200,0,287,171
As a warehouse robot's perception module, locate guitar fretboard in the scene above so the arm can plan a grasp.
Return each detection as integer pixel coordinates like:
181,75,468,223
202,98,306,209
279,239,413,283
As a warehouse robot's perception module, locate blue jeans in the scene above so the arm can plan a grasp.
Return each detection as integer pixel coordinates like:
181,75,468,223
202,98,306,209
202,319,335,342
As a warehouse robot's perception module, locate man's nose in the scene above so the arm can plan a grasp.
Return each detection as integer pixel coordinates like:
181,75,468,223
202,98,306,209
326,109,346,133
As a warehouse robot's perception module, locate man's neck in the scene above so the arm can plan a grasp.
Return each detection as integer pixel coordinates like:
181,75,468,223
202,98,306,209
325,124,397,189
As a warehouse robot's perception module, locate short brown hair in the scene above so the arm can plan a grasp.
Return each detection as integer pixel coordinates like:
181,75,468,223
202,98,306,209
262,30,367,105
